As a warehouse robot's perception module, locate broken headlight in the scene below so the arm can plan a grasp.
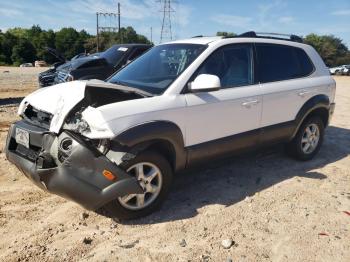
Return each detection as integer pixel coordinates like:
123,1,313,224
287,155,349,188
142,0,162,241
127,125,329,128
65,118,90,134
92,139,110,155
64,108,91,134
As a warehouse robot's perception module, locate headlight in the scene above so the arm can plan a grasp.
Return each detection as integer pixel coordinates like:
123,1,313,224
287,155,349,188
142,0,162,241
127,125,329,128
66,74,74,82
64,115,90,134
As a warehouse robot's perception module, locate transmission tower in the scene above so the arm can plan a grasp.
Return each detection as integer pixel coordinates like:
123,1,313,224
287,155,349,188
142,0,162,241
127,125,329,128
158,0,176,43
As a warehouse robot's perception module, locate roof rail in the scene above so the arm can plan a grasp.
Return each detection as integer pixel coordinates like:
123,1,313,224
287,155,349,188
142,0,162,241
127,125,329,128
191,35,204,38
227,31,303,43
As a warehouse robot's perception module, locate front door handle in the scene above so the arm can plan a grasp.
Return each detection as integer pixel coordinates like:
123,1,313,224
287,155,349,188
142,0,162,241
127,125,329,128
242,99,259,108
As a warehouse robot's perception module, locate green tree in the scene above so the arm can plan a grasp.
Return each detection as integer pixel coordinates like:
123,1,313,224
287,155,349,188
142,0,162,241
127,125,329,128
0,31,18,64
304,34,350,66
11,38,36,65
216,31,236,37
55,27,82,59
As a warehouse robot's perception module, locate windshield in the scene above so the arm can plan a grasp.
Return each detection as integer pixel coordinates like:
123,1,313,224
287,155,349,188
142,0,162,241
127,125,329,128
100,45,128,65
108,44,207,94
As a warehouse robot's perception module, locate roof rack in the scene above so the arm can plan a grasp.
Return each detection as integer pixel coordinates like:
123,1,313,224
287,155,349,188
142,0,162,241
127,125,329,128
227,31,303,43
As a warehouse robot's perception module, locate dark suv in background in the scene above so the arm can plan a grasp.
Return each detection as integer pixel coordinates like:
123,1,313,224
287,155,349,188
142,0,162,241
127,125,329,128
38,44,151,87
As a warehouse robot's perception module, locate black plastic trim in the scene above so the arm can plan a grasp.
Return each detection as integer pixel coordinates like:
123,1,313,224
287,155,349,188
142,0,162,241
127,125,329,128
5,121,143,210
187,128,260,166
292,94,330,137
115,121,187,171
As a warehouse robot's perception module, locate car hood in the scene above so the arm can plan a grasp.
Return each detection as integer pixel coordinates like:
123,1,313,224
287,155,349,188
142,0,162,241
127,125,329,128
18,80,150,134
46,47,66,63
18,81,86,133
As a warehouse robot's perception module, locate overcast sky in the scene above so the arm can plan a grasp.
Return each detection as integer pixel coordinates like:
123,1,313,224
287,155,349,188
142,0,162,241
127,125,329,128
1,0,350,46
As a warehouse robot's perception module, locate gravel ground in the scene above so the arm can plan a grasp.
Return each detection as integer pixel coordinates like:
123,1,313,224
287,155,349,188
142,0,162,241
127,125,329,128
0,67,349,261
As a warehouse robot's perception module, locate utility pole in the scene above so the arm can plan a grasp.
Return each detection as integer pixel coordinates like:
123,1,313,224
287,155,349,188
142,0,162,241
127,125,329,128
118,2,122,43
96,12,99,52
158,0,175,43
150,27,153,43
96,11,118,51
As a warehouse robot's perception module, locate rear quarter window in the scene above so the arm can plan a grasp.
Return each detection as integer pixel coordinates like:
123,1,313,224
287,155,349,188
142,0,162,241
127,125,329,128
256,43,314,83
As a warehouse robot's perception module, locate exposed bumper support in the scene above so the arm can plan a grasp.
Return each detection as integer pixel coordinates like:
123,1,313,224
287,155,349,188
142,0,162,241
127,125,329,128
5,121,143,211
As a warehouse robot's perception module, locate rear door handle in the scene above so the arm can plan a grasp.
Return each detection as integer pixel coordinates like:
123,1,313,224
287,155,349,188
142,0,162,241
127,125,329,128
242,99,259,107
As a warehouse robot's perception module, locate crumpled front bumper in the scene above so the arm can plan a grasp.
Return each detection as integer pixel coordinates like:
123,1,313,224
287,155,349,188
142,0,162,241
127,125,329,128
5,120,143,210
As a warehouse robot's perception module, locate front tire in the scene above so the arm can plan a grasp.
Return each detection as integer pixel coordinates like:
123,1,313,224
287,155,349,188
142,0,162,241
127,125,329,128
286,116,324,161
102,151,173,221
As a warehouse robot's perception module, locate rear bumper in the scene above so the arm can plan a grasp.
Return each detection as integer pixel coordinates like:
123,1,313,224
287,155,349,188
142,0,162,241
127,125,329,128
5,121,143,210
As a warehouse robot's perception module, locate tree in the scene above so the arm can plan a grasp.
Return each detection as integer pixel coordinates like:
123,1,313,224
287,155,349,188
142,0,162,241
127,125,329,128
216,31,236,37
55,27,81,59
304,34,350,66
11,38,36,65
0,31,18,64
0,25,150,65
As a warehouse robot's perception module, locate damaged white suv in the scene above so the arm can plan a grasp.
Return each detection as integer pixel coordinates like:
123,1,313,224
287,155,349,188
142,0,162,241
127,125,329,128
5,32,335,220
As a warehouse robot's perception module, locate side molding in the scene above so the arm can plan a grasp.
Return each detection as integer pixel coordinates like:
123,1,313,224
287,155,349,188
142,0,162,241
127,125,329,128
114,121,187,171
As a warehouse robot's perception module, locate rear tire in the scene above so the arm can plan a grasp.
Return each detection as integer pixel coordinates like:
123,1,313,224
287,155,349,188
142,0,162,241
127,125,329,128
102,151,173,221
286,116,324,161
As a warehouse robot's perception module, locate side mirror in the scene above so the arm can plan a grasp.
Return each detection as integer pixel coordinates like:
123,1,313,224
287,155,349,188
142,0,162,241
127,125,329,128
189,74,221,92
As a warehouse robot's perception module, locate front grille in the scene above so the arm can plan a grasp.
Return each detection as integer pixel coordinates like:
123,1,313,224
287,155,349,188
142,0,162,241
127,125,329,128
38,71,56,86
15,143,40,162
23,105,53,129
57,71,68,83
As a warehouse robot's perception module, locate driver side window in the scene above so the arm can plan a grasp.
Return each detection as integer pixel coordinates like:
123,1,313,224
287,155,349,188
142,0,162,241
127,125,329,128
194,44,254,89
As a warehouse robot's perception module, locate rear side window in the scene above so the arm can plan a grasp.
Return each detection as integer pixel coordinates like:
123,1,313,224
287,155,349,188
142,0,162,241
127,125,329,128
128,47,148,61
256,44,314,83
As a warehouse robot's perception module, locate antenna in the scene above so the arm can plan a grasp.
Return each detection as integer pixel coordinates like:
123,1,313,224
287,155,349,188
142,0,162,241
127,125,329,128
158,0,176,43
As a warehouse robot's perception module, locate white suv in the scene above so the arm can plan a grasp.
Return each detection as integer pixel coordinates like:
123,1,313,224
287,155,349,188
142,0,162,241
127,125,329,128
5,32,336,220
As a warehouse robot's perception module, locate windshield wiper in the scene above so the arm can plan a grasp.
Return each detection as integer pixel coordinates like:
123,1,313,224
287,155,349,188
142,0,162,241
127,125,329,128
110,81,154,97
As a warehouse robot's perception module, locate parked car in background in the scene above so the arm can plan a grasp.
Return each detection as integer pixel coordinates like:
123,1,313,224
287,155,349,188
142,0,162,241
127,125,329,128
34,60,47,67
6,32,335,220
329,65,349,75
19,63,33,67
38,47,68,87
38,44,151,87
341,65,350,75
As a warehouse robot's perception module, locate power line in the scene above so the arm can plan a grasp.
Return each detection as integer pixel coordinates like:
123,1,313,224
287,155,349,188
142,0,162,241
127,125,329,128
96,3,121,51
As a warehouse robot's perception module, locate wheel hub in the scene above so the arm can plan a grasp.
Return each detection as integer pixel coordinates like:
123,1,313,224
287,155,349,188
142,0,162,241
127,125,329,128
301,123,320,154
118,162,163,211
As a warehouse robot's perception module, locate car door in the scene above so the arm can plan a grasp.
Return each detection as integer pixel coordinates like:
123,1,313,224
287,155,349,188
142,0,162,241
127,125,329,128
184,43,262,162
256,43,316,143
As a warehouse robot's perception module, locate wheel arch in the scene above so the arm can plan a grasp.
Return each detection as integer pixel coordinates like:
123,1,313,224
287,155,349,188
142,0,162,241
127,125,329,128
292,94,330,138
113,121,187,172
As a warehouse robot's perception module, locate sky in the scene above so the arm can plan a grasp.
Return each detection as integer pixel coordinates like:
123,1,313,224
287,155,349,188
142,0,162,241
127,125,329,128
1,0,350,47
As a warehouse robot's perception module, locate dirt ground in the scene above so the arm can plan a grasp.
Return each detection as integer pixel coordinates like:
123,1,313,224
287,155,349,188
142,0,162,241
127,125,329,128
0,66,349,262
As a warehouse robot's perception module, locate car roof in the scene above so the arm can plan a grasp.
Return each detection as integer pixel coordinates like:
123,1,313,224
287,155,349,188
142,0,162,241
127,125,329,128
161,35,308,48
161,36,224,45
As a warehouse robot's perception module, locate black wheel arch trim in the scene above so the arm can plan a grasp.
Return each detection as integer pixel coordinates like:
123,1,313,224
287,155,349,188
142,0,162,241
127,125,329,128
114,121,187,172
292,94,330,138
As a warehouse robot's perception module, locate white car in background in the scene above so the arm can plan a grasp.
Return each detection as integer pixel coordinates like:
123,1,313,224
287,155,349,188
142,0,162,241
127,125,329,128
329,65,349,75
341,65,350,75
